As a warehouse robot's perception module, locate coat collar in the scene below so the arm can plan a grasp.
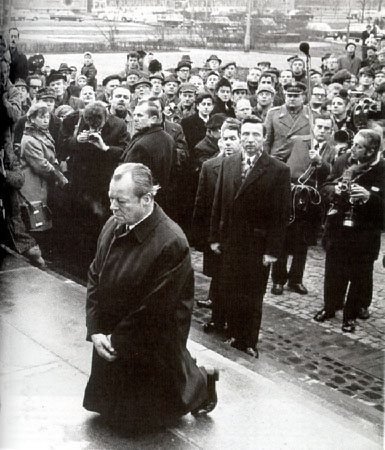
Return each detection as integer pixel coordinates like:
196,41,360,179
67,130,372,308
113,204,164,243
235,151,270,199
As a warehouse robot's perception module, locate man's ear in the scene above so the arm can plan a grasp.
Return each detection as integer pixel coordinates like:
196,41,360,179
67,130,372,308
150,115,158,124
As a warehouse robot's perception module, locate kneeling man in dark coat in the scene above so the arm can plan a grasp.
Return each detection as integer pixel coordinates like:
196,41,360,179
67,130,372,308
83,162,218,432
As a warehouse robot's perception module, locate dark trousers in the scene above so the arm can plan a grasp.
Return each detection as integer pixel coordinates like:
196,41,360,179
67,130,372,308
324,251,374,321
227,261,270,349
210,272,227,326
272,250,307,285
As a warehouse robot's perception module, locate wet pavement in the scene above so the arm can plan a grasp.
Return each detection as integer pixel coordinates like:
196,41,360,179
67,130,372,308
191,238,385,417
0,246,383,449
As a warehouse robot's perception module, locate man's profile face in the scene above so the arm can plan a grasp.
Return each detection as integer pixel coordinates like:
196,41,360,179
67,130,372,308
9,29,19,49
240,122,264,157
109,176,147,226
351,133,372,162
133,103,153,131
313,119,332,142
221,128,240,156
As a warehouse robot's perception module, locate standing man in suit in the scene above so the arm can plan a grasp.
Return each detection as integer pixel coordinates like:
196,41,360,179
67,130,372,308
271,115,335,295
264,82,310,156
210,117,291,357
192,118,241,326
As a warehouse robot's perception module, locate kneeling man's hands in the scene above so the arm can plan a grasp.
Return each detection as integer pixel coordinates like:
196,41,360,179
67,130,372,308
91,333,118,362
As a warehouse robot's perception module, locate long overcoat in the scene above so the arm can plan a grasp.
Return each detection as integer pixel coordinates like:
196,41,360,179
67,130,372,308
321,154,385,262
83,205,207,430
20,123,57,204
122,125,177,217
192,154,223,276
264,105,311,156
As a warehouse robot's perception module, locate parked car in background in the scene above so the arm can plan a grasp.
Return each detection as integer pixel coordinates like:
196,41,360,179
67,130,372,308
49,10,85,22
98,10,132,22
306,22,334,39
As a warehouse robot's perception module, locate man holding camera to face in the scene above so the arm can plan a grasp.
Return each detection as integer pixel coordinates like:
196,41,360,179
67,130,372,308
314,129,385,332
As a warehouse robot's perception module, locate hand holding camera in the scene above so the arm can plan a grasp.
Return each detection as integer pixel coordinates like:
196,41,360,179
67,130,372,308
87,132,108,151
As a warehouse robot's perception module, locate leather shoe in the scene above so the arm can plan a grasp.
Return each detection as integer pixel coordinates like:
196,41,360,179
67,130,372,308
245,347,259,358
224,337,237,346
191,367,219,416
197,298,212,308
24,245,46,268
271,283,284,295
203,321,225,333
358,307,370,320
288,283,308,295
342,319,356,333
314,309,335,322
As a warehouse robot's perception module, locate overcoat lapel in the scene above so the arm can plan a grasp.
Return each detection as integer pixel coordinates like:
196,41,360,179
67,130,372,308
278,105,310,137
235,152,269,200
229,153,243,196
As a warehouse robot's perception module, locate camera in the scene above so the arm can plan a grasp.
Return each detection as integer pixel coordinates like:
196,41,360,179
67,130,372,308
87,133,99,142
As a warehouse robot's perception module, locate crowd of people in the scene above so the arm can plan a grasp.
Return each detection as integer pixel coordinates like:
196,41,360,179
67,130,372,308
1,27,385,359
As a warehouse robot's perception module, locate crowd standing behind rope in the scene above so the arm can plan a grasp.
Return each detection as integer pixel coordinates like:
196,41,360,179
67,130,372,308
1,28,384,355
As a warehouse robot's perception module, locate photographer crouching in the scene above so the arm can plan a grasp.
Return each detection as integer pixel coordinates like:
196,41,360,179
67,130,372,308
314,129,384,332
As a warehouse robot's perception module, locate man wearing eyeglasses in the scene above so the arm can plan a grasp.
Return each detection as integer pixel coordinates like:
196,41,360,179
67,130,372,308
26,75,42,102
264,81,311,157
83,162,219,432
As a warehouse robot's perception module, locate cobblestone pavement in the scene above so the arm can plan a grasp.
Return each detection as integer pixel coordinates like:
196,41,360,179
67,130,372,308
190,236,385,416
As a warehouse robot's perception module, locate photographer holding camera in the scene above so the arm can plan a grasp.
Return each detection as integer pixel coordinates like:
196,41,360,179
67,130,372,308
314,129,385,332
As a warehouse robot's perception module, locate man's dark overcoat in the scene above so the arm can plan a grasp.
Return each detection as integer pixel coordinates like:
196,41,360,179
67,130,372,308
83,205,207,430
61,111,128,211
322,154,385,261
122,125,177,216
193,154,223,275
181,112,207,156
210,151,291,348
